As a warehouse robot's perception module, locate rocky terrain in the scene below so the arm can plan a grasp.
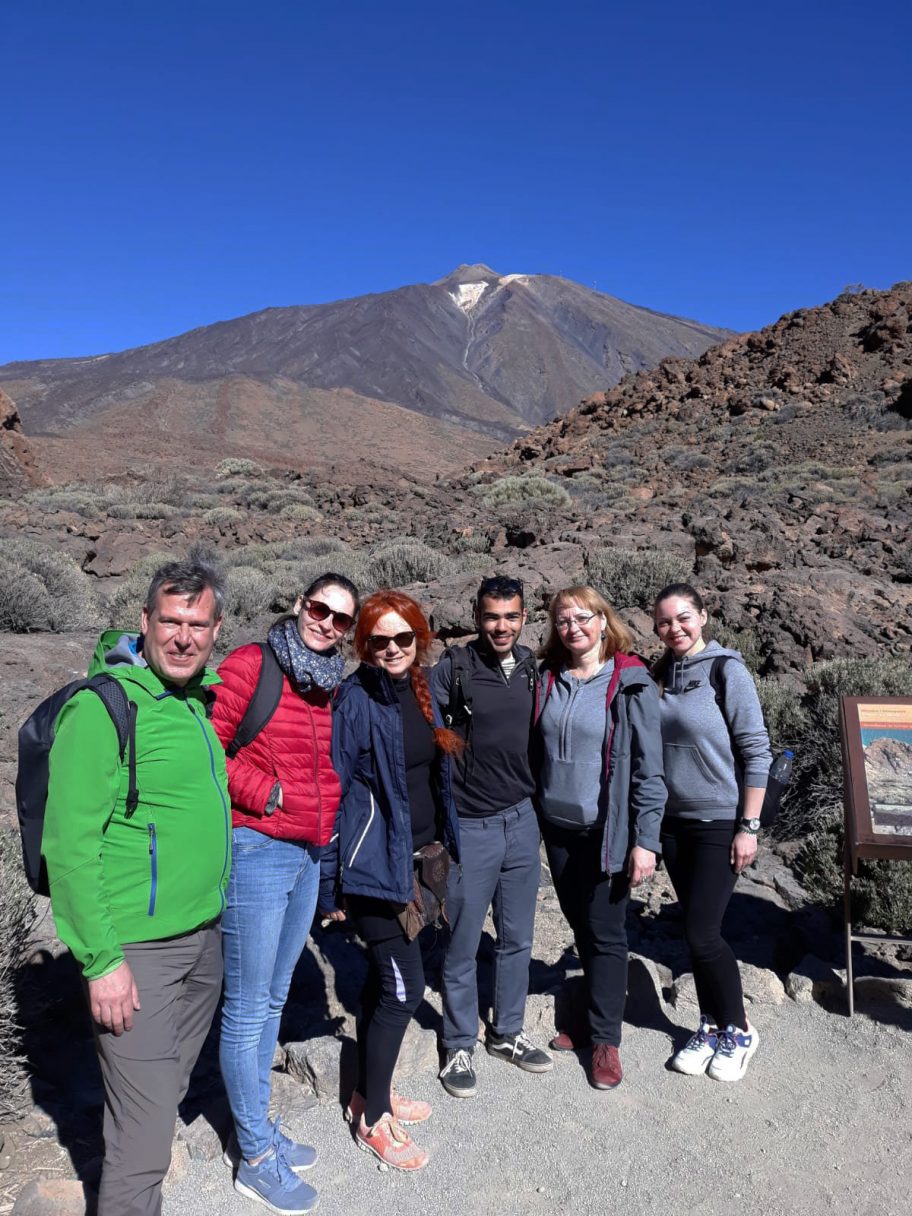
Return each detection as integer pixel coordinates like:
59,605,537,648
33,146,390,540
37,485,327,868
0,390,43,498
0,265,729,480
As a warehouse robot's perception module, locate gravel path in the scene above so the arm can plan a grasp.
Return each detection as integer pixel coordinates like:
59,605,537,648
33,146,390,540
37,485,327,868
163,952,912,1216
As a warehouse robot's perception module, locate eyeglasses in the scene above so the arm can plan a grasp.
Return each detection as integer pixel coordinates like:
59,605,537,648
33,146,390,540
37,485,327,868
303,598,354,632
367,631,417,652
555,612,597,631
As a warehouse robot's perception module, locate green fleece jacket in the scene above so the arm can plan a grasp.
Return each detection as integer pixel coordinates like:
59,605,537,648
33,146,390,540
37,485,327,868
42,631,231,980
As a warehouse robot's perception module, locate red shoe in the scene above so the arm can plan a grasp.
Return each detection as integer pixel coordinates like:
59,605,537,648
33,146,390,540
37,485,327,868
356,1113,429,1171
345,1089,432,1126
590,1043,623,1090
549,1027,591,1052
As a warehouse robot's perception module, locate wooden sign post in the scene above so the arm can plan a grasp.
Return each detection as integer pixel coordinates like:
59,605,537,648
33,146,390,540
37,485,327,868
839,697,912,1015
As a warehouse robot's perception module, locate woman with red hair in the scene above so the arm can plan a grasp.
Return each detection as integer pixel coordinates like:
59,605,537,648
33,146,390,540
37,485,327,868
319,590,461,1172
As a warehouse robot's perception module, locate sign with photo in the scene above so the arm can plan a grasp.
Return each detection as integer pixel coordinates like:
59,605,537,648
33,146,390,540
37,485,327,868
840,697,912,866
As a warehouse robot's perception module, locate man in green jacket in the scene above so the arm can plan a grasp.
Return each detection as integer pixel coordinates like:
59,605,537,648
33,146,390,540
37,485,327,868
42,557,231,1216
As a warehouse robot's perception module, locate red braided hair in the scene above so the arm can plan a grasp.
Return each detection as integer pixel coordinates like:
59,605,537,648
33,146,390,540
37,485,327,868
355,590,463,756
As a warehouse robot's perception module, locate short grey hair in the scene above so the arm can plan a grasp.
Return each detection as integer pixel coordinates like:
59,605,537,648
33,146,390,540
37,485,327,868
144,554,227,619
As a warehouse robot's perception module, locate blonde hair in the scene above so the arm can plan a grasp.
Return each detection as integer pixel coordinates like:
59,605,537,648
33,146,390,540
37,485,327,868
539,585,633,670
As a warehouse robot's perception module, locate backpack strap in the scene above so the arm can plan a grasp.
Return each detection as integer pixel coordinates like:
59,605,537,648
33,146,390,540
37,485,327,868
87,675,140,815
707,656,744,771
443,648,473,730
226,644,285,758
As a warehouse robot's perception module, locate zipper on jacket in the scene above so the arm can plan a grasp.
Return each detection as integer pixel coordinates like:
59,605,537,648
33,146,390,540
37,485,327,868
307,700,325,844
346,792,376,868
187,700,231,914
148,823,158,916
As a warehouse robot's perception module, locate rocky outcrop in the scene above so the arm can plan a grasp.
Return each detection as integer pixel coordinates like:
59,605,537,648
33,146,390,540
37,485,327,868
0,388,43,495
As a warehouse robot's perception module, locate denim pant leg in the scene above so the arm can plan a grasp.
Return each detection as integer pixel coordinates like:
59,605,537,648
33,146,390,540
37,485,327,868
220,828,320,1160
441,816,507,1051
490,800,541,1038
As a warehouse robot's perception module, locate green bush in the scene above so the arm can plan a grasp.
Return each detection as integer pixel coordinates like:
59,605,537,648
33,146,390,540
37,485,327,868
106,552,177,629
216,457,263,478
583,547,692,611
480,476,573,510
0,832,36,1117
226,566,274,624
710,623,765,675
780,657,912,933
367,540,444,587
279,504,321,522
0,539,99,631
204,506,244,527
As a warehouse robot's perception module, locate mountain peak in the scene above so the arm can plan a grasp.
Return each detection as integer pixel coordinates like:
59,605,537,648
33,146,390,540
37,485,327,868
434,263,502,287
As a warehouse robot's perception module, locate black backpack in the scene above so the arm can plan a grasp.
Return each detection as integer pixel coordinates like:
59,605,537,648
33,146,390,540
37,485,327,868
706,655,788,826
17,675,139,896
224,643,285,758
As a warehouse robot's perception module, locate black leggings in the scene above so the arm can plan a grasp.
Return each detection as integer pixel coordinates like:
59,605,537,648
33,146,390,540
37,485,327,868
660,817,746,1031
350,910,425,1126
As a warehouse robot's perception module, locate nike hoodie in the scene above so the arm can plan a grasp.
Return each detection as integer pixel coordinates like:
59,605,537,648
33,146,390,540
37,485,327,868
658,641,771,820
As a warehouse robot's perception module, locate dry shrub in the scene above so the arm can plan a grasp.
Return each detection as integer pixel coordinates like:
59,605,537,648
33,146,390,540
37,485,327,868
0,539,99,632
0,832,36,1117
584,547,692,611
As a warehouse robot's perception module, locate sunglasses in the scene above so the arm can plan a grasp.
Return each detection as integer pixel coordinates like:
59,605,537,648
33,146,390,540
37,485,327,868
477,576,524,601
303,598,354,632
367,631,417,652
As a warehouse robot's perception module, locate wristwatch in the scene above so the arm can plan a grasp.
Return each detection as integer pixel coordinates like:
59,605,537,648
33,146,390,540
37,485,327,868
739,817,761,835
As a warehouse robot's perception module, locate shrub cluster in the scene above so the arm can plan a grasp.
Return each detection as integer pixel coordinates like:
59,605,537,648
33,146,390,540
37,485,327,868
480,476,573,510
0,832,36,1117
0,539,99,632
584,547,692,611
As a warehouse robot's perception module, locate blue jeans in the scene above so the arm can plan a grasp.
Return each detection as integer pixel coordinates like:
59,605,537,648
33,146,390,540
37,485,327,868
220,828,320,1159
442,798,541,1051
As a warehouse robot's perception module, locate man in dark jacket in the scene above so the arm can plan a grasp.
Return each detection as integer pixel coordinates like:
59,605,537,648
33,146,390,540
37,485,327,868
431,576,552,1097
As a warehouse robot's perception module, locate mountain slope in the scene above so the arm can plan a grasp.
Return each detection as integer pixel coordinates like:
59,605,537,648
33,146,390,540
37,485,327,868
0,266,730,476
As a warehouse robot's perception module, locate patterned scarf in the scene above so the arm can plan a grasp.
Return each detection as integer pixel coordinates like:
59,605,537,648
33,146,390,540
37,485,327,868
267,618,345,693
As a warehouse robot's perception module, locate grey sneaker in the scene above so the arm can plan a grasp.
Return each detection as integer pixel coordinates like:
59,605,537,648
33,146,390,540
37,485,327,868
234,1146,319,1214
439,1048,477,1097
485,1030,553,1073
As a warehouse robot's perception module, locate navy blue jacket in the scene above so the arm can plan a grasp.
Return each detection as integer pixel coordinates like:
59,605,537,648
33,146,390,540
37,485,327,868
319,663,460,911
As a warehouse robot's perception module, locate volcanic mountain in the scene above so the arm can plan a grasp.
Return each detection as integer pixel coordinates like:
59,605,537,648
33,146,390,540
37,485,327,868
0,265,729,480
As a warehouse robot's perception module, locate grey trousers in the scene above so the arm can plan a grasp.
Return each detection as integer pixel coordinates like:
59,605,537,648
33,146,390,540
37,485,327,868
442,798,541,1050
93,924,223,1216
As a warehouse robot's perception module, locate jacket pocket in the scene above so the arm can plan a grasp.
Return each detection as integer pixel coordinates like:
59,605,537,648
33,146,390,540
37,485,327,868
148,823,158,916
345,792,376,869
662,744,717,803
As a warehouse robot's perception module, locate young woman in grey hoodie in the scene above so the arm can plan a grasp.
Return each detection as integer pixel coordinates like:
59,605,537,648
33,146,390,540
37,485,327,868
652,583,771,1084
535,585,665,1092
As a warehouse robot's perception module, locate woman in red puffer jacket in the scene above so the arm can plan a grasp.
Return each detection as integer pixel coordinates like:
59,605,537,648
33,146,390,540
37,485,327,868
211,572,358,1211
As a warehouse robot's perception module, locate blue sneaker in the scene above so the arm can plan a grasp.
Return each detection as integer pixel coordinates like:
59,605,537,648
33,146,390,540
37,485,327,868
234,1147,319,1214
223,1120,317,1176
272,1118,317,1174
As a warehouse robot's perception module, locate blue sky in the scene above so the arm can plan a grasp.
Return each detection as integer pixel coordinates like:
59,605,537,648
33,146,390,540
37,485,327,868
3,0,911,363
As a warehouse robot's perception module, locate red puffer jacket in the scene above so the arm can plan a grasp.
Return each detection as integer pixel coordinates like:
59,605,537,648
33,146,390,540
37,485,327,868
211,643,341,845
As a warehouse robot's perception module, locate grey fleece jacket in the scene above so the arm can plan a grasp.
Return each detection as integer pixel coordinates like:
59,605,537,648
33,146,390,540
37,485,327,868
535,654,666,875
658,640,772,820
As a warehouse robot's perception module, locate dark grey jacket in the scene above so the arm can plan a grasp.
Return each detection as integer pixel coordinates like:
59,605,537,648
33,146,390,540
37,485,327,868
535,653,666,875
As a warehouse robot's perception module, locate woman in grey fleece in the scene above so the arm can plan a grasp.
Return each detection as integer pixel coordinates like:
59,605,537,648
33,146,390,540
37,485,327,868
652,582,771,1084
535,585,666,1092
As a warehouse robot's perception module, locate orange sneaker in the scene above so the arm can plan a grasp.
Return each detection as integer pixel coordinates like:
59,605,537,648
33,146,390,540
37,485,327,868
356,1113,429,1171
345,1089,432,1126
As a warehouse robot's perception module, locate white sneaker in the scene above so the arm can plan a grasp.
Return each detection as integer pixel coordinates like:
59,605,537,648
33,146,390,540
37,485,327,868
707,1021,759,1082
670,1016,719,1076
